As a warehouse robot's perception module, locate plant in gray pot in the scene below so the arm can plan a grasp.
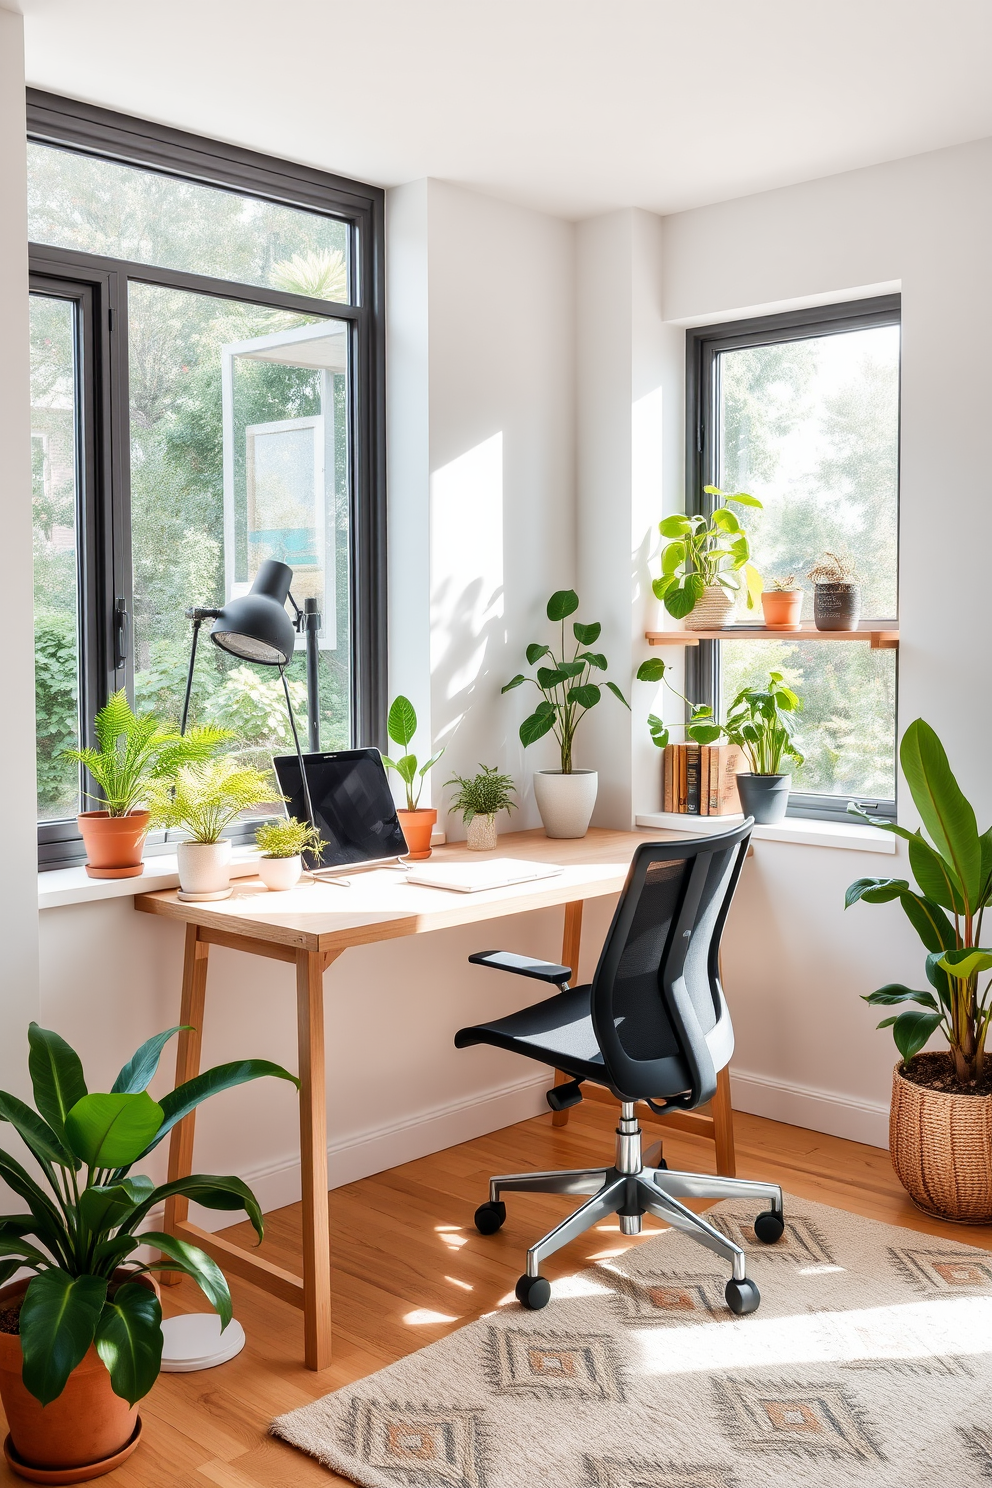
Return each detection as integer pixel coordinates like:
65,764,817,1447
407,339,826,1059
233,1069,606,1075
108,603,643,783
808,551,861,630
723,671,804,824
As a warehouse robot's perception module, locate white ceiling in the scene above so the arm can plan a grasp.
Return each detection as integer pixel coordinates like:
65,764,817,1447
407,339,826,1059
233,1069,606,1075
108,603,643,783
17,0,992,220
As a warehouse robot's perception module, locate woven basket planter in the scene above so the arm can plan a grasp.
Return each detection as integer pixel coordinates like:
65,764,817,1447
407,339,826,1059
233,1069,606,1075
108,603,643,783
685,585,735,631
889,1061,992,1223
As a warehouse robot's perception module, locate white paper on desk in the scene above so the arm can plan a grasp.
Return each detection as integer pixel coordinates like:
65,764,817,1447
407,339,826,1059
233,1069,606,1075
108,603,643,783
402,859,563,893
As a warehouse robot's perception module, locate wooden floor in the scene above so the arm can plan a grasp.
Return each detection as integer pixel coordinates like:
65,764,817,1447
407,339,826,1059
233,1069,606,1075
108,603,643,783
3,1102,990,1486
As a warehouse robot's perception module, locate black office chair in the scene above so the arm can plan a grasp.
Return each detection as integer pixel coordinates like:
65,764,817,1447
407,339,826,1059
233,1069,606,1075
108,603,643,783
455,823,784,1315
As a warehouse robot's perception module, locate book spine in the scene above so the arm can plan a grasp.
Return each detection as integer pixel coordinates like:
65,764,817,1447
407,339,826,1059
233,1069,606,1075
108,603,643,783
700,746,710,815
712,746,743,815
685,745,701,814
678,744,687,813
663,745,673,813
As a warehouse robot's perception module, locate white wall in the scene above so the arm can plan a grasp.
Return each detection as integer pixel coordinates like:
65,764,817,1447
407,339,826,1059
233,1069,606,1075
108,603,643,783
0,8,39,1103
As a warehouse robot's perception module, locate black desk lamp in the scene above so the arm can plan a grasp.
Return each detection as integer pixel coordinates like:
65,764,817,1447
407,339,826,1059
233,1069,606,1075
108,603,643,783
181,558,321,827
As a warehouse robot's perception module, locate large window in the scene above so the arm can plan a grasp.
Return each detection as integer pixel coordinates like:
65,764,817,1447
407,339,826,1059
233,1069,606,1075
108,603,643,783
27,93,385,866
687,297,900,820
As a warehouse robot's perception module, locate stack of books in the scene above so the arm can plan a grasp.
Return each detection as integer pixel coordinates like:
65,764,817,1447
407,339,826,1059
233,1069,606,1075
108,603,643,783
662,743,742,815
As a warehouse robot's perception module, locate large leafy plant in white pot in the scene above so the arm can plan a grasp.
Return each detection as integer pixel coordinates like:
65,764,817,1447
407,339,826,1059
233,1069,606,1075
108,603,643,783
502,590,629,838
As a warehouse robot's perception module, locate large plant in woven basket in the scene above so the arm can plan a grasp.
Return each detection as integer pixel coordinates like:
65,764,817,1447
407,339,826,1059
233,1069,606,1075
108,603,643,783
846,718,992,1221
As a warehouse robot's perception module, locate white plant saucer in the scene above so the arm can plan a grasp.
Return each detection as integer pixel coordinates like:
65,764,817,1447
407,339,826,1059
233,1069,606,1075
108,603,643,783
176,886,234,902
160,1313,246,1371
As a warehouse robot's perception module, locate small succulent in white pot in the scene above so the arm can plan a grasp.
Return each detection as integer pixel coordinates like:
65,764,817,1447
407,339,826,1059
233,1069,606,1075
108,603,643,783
444,765,517,851
254,817,328,890
148,758,280,901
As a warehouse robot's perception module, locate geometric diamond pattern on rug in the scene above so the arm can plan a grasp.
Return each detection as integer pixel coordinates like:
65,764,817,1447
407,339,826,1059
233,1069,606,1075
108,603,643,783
888,1246,992,1294
584,1455,739,1488
486,1327,624,1401
713,1377,885,1461
600,1267,727,1324
342,1398,487,1488
708,1213,834,1265
960,1426,992,1480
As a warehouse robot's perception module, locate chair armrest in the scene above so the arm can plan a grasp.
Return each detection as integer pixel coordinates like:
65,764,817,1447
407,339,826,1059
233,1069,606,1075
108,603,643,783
468,950,572,986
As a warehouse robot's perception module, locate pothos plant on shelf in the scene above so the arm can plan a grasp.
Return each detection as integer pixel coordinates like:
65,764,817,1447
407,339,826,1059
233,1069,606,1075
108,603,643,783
0,1022,298,1409
654,486,764,621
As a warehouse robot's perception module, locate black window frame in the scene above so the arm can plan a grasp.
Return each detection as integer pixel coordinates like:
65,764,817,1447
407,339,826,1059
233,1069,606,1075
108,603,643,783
27,91,387,868
685,294,900,824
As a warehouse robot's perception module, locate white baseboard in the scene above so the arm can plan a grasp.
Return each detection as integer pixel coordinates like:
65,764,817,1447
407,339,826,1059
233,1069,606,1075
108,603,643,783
188,1071,549,1231
730,1067,890,1149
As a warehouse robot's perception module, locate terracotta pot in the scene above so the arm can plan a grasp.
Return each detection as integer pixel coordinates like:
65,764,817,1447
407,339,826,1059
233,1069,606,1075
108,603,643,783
533,770,598,839
397,808,436,861
760,590,803,630
76,811,149,880
0,1272,158,1478
466,814,498,852
684,584,735,631
889,1060,992,1223
258,854,303,891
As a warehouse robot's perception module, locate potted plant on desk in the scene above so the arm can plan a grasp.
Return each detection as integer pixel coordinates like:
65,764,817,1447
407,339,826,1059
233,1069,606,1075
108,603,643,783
723,671,804,823
502,590,629,839
148,757,280,900
64,691,229,879
382,696,444,860
0,1021,297,1481
445,765,517,851
846,719,992,1223
254,817,327,891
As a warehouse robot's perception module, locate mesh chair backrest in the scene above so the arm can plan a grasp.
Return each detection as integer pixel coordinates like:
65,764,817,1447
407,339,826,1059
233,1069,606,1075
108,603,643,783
588,823,751,1106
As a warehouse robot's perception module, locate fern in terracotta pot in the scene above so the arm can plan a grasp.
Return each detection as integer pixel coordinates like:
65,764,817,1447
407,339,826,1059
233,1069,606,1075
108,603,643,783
847,719,992,1221
0,1022,297,1479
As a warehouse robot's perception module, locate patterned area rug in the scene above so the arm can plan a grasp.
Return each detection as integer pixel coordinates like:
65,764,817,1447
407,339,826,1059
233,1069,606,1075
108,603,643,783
272,1194,992,1487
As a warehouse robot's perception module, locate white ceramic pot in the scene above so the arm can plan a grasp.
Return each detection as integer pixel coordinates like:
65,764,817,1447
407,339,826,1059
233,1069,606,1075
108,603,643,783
258,854,303,891
466,814,498,852
533,770,598,839
685,584,735,631
176,839,232,900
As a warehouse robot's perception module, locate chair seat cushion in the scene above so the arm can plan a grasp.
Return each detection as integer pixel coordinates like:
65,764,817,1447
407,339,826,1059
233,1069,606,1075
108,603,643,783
455,984,612,1086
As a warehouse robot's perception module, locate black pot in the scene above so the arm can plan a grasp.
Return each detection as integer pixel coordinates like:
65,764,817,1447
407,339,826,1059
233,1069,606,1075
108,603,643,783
813,582,861,630
736,772,791,824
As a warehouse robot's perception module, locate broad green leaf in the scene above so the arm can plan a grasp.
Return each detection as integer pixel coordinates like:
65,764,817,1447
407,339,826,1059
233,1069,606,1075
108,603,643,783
647,714,669,749
664,574,705,619
78,1177,156,1238
386,695,417,749
418,750,444,778
900,719,981,910
937,948,992,981
710,507,740,533
534,700,555,716
727,491,762,508
0,1259,22,1289
111,1028,188,1096
519,710,557,748
537,666,569,690
127,1174,264,1242
0,1089,75,1170
924,951,953,1009
65,1092,164,1169
573,621,601,645
892,1009,942,1063
577,651,607,670
395,754,417,786
556,660,586,678
744,563,763,609
863,985,939,1010
636,659,666,683
143,1061,299,1156
908,832,964,912
139,1231,232,1327
19,1269,107,1406
501,674,526,693
652,574,675,601
658,515,692,538
95,1282,162,1407
567,684,601,709
844,876,955,954
661,540,686,574
605,681,630,709
91,1234,141,1273
546,589,579,622
0,1149,71,1264
525,644,551,665
27,1024,87,1141
687,723,722,745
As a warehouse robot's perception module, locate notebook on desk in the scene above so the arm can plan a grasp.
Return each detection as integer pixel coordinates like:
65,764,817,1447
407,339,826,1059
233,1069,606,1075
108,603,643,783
403,859,563,894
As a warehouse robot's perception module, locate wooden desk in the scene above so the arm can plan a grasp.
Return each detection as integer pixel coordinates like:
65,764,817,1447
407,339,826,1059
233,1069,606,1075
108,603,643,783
134,826,736,1369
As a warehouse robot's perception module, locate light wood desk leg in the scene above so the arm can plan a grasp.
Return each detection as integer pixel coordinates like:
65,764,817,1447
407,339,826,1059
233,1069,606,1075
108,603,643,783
162,926,209,1286
297,948,336,1371
712,1066,737,1178
552,900,584,1128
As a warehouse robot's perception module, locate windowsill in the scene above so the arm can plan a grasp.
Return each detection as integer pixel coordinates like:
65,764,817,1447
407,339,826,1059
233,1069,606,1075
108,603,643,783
634,811,897,853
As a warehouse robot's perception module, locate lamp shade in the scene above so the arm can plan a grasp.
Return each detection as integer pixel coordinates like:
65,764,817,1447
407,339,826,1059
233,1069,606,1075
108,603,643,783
210,559,296,666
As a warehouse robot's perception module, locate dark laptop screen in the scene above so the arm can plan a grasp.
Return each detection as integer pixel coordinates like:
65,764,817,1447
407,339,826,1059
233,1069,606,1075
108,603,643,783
272,749,408,868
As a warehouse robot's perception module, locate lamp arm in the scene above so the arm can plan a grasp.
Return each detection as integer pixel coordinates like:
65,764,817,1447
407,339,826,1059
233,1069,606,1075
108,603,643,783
280,667,317,833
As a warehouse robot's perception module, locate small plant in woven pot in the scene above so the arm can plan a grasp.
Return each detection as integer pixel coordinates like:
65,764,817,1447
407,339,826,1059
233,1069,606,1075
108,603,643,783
847,719,992,1221
445,765,517,851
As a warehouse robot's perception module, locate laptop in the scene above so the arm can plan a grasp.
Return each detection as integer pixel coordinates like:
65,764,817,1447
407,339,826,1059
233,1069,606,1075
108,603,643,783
403,859,562,894
272,748,408,875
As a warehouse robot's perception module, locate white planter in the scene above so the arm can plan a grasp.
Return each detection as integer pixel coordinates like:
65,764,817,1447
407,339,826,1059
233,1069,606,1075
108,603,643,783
685,584,735,631
176,839,232,901
466,815,498,852
258,854,303,891
533,770,598,839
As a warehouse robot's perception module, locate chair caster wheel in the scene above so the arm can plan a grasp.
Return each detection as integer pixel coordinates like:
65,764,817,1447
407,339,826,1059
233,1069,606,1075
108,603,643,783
753,1209,784,1244
474,1201,506,1235
515,1273,551,1310
725,1278,760,1316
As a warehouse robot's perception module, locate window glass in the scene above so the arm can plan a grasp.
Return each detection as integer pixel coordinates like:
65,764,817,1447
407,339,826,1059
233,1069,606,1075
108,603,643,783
716,323,899,803
128,282,351,768
31,293,81,821
28,143,350,301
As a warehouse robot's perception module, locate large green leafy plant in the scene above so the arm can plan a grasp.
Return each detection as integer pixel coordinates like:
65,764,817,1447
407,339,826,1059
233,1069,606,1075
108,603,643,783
65,691,230,817
847,719,992,1081
147,758,279,842
382,696,444,811
723,673,804,775
502,590,629,773
653,487,763,619
0,1023,298,1406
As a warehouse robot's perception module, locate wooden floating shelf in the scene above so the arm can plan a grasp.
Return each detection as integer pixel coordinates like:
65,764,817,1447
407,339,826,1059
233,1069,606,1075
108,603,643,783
646,625,898,650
